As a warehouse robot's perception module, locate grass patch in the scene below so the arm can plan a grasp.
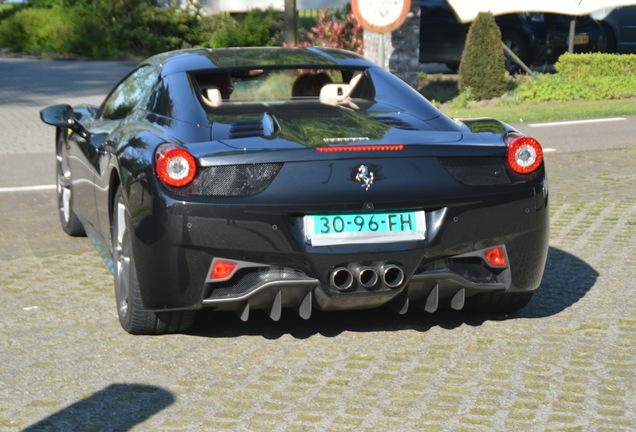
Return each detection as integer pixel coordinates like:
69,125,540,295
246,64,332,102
419,71,636,123
439,98,636,123
292,377,317,384
578,323,609,331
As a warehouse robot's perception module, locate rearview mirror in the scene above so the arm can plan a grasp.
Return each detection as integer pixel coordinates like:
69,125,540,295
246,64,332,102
40,105,75,128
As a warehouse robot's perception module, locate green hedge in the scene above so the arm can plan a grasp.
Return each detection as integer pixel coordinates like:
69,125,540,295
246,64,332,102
556,52,636,79
517,74,636,101
516,53,636,101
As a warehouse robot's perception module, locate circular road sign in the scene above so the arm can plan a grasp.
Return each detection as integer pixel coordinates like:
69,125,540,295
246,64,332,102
352,0,412,33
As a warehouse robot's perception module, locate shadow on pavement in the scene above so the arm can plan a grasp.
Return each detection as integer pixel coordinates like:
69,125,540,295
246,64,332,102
22,383,174,431
189,246,598,339
515,246,599,318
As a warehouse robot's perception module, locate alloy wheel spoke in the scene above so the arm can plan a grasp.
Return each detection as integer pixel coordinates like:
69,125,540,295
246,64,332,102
114,199,131,316
62,188,71,223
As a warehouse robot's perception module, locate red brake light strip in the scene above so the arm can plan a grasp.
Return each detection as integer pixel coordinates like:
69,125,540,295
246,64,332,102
316,144,405,153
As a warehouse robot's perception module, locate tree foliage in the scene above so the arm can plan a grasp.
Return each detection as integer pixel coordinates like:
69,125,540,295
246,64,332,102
0,0,204,56
458,12,508,100
0,3,362,57
206,8,284,48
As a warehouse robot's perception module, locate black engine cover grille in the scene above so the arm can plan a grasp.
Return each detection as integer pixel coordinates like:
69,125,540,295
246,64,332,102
168,163,283,197
439,157,511,186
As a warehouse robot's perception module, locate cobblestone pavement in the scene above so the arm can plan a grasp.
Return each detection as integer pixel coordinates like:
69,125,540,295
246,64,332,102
0,57,635,431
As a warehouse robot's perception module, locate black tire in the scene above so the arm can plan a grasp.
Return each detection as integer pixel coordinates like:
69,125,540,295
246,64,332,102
464,291,534,314
502,32,529,74
112,187,196,335
56,132,85,237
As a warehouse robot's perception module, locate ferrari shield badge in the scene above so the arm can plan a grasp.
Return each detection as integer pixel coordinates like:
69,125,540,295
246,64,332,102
355,165,374,191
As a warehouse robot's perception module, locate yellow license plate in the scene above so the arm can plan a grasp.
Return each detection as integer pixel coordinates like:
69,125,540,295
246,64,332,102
573,34,589,45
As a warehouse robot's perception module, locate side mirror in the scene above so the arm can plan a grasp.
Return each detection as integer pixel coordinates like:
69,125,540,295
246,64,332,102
40,105,75,128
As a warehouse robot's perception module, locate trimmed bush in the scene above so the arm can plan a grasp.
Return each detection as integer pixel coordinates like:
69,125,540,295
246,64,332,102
515,53,636,101
517,74,636,101
555,52,636,79
458,12,508,100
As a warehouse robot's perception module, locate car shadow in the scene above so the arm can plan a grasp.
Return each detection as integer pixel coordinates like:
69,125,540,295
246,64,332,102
22,384,174,431
189,246,598,339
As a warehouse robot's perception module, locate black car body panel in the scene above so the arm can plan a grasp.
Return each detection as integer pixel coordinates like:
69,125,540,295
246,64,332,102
41,47,549,334
419,0,604,68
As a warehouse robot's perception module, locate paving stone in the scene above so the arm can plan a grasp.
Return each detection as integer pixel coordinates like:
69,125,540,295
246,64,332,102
0,57,634,431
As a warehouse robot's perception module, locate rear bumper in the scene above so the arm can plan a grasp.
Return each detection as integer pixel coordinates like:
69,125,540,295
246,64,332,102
127,177,549,316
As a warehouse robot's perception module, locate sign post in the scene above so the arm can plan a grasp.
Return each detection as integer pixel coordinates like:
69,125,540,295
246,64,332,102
352,0,411,69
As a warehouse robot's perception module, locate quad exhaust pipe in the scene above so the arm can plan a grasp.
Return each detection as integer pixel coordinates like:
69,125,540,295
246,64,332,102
329,263,405,291
330,267,354,291
352,265,379,289
382,264,405,288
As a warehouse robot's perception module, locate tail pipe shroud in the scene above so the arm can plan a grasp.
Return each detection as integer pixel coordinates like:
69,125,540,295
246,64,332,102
329,262,405,292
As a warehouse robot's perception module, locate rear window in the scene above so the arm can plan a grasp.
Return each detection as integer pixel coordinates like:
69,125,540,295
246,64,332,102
192,67,374,106
189,65,445,124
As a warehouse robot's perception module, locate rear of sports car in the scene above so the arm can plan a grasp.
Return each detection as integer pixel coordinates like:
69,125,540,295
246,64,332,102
119,56,548,333
130,118,548,324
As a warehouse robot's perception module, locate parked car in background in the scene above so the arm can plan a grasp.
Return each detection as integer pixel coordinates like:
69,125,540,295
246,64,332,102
420,0,605,71
592,6,636,53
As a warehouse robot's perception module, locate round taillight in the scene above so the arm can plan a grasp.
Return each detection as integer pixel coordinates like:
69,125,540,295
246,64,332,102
155,145,197,187
506,136,543,174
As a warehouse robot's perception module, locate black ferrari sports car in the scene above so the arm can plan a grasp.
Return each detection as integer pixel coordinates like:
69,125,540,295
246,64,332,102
41,47,549,335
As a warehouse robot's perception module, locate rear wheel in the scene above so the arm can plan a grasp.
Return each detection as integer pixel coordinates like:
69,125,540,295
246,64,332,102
112,186,196,335
56,132,85,236
464,291,534,313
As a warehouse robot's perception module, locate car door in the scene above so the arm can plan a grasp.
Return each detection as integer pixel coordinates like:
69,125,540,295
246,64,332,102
92,65,160,242
64,111,102,233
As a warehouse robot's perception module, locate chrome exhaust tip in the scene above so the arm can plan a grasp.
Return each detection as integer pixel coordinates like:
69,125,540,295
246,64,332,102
330,267,354,291
382,264,405,289
352,265,379,289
